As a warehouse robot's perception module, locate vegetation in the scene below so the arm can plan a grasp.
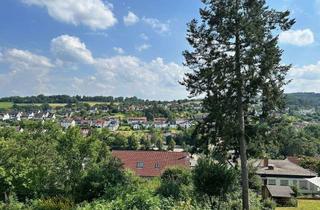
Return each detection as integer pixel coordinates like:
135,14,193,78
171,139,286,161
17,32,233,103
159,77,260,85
182,0,294,208
276,199,320,210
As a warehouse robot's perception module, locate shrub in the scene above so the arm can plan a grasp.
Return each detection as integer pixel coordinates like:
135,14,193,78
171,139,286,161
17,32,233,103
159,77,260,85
262,198,276,210
31,197,74,210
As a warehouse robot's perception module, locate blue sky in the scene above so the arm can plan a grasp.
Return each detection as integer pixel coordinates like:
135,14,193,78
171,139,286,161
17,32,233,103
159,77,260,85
0,0,319,100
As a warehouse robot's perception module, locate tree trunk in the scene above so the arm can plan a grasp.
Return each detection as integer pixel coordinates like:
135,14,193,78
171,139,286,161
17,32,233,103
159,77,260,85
235,0,250,207
238,99,250,210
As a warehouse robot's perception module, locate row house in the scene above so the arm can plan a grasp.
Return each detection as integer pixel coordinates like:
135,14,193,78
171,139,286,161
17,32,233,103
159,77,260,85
154,118,168,129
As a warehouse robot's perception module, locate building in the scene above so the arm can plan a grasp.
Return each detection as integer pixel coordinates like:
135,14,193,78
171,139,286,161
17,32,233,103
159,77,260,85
175,119,192,129
60,119,76,129
255,158,318,194
112,150,190,177
262,185,294,205
154,117,168,129
108,119,119,131
127,117,147,124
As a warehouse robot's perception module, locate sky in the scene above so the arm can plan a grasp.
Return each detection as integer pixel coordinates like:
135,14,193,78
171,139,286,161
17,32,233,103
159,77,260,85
0,0,319,100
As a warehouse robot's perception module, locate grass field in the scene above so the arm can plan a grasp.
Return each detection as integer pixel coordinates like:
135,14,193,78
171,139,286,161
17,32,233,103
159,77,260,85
0,101,110,110
276,199,320,210
0,102,13,109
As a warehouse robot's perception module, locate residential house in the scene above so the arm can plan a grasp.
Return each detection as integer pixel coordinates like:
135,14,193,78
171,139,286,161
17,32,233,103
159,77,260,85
154,118,168,129
60,119,76,129
93,120,108,128
108,119,119,131
175,119,192,129
2,113,10,121
112,150,190,177
127,117,147,124
28,112,35,119
80,128,90,137
255,158,318,194
262,185,294,206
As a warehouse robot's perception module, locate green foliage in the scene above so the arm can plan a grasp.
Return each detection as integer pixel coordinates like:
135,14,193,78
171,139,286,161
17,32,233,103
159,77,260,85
158,167,192,200
30,197,74,210
193,158,238,208
261,198,276,210
128,134,140,150
0,122,124,203
167,139,176,151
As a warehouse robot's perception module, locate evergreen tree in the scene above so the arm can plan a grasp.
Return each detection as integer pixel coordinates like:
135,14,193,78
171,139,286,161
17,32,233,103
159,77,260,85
182,0,294,209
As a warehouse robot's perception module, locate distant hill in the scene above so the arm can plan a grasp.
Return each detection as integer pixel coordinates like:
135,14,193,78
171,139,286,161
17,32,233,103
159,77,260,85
285,92,320,108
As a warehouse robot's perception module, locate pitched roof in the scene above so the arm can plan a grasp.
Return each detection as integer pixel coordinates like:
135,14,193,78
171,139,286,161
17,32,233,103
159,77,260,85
266,185,294,198
255,159,317,177
112,150,190,177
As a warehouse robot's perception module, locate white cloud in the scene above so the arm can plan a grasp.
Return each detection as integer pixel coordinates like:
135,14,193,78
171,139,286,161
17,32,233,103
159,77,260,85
123,11,139,26
51,35,94,64
286,62,320,93
142,17,170,34
279,29,314,46
0,48,54,95
1,35,188,100
22,0,117,30
136,44,151,52
93,56,188,99
140,33,149,40
113,47,125,54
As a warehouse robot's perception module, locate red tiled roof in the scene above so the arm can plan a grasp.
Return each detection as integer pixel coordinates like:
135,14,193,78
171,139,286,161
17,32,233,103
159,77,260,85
112,150,190,177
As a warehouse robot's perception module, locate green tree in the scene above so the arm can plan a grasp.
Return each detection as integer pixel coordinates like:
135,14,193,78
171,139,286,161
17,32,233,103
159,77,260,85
182,1,294,208
168,139,176,151
158,167,192,200
128,134,140,150
141,136,152,150
193,158,238,210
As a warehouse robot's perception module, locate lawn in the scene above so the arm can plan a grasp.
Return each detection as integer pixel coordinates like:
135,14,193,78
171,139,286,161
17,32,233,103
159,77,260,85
0,102,13,109
276,199,320,210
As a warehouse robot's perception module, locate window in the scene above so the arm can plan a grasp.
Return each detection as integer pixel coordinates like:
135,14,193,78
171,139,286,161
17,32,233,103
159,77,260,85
299,180,308,190
136,161,144,168
268,179,276,185
292,180,298,186
280,180,289,186
155,162,160,168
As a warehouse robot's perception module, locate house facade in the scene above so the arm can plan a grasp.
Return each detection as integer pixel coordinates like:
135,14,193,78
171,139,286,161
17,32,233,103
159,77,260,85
255,158,318,194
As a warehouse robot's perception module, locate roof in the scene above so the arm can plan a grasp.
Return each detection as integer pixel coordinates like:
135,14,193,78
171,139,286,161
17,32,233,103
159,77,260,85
255,159,317,178
266,185,294,198
112,150,190,177
307,177,320,188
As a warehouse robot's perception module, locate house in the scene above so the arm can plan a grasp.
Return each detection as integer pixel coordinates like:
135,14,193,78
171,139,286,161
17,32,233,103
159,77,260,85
132,124,141,130
127,117,147,124
28,112,35,119
175,119,192,129
108,119,119,131
255,158,318,194
93,120,108,128
60,119,76,128
80,128,90,137
154,118,168,129
112,150,190,177
262,185,294,206
2,113,10,121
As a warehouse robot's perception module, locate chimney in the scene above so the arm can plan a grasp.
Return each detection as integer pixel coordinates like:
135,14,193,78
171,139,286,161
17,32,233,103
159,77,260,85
263,157,269,167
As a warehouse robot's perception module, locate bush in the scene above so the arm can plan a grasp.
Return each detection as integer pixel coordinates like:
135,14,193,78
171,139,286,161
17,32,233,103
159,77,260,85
31,197,74,210
286,198,297,207
158,167,192,200
262,198,276,210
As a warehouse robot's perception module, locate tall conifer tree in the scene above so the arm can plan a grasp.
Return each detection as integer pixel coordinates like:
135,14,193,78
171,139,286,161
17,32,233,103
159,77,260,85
182,0,294,209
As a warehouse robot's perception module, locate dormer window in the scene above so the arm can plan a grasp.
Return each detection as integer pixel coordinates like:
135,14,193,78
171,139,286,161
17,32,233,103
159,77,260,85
136,161,144,168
